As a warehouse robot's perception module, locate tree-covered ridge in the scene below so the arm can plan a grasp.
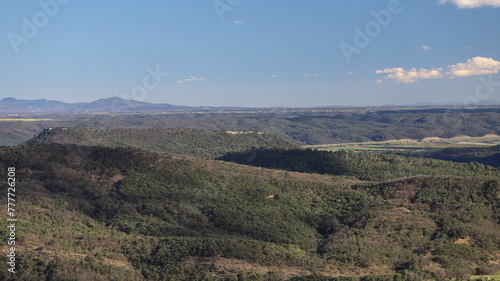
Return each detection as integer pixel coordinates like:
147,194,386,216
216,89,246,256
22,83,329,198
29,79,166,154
0,143,499,280
219,148,499,181
27,127,299,158
394,144,500,167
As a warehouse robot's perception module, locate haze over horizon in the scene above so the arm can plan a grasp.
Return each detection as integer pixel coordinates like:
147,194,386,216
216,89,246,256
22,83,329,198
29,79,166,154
2,0,500,107
2,96,500,111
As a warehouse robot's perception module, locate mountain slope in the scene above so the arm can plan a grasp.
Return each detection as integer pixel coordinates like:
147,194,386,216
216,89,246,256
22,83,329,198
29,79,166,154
219,148,499,181
0,143,499,280
27,127,300,158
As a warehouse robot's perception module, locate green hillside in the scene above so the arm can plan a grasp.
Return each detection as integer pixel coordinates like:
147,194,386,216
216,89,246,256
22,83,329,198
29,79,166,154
219,148,499,181
395,145,500,167
27,127,299,158
1,143,499,280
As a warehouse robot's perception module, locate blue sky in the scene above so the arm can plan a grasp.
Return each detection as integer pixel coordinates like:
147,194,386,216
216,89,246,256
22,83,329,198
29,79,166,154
1,0,500,107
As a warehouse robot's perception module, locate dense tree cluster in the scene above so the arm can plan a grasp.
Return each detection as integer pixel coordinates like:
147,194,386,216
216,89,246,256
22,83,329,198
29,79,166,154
219,148,499,181
27,127,299,158
0,143,499,280
394,145,500,167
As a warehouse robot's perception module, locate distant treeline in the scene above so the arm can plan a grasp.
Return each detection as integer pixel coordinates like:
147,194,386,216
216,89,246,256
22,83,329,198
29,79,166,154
219,148,499,181
393,145,500,167
1,107,499,146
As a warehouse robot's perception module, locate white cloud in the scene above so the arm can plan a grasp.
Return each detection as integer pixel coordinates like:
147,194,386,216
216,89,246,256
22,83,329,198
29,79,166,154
266,75,279,78
421,45,432,51
375,56,500,83
448,56,500,77
438,0,500,8
375,67,444,83
186,76,206,82
177,76,207,83
347,72,354,75
234,20,244,24
304,73,319,77
375,79,384,84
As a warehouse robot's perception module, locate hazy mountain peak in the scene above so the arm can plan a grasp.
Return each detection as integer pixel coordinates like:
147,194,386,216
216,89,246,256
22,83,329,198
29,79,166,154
0,97,188,113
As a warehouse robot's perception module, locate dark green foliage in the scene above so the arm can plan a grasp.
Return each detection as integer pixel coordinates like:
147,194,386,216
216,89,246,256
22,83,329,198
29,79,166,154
288,276,356,281
28,127,299,158
1,143,500,280
0,254,138,281
134,237,308,269
220,148,499,181
288,275,408,281
353,176,500,271
395,145,500,167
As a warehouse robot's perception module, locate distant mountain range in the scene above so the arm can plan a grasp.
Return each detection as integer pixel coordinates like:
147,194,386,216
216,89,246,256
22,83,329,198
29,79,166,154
385,100,500,107
0,97,200,114
1,97,499,114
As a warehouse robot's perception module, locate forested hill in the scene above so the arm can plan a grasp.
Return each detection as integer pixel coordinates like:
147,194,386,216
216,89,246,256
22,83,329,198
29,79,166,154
0,143,499,280
27,127,299,158
395,144,500,167
219,148,499,181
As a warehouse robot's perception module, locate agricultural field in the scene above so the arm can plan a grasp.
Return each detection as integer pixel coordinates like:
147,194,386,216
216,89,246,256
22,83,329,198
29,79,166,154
304,135,500,152
0,118,53,121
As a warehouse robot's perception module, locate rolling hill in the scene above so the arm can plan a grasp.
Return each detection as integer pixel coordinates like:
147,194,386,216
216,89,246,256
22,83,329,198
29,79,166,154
395,145,500,167
0,143,499,280
27,127,300,158
219,148,499,180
